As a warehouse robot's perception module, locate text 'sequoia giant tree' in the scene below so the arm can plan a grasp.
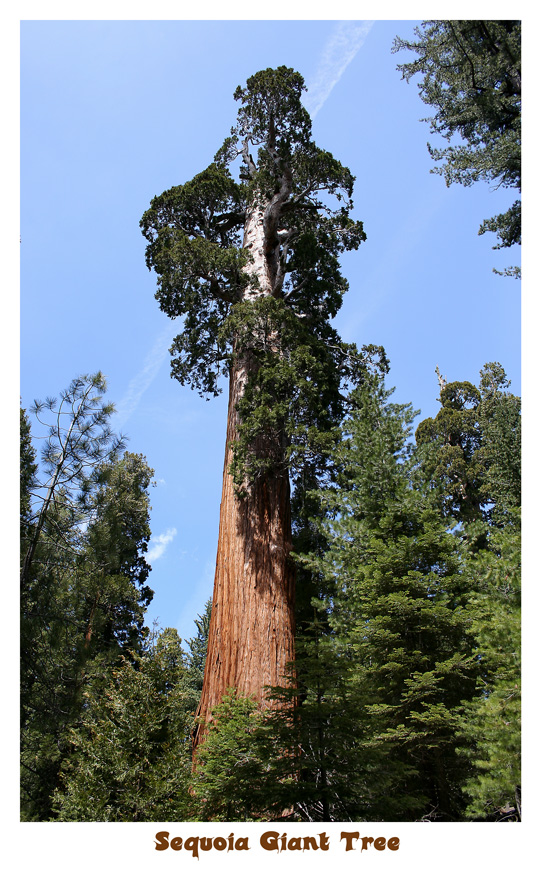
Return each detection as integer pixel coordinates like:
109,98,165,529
141,67,384,749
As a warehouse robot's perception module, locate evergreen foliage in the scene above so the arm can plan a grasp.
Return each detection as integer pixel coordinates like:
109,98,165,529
192,692,272,821
459,518,521,820
294,376,477,820
415,362,521,527
189,362,522,823
20,372,126,591
393,21,521,273
21,362,520,823
20,375,154,821
185,598,212,696
414,363,521,819
21,62,520,825
20,406,37,543
269,625,364,822
141,66,388,488
52,629,196,822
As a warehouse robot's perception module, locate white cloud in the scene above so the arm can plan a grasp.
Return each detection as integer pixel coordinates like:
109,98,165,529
112,321,178,429
146,527,177,562
303,21,375,119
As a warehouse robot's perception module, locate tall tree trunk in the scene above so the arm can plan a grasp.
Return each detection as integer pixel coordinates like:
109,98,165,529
193,197,296,752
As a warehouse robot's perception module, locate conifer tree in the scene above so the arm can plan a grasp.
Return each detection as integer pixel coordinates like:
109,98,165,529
415,362,520,529
415,376,485,525
20,373,125,591
141,66,386,745
459,520,521,820
20,376,154,820
20,405,37,547
185,598,212,697
415,362,521,819
476,362,521,522
298,375,477,820
191,692,272,821
53,629,195,821
393,20,521,274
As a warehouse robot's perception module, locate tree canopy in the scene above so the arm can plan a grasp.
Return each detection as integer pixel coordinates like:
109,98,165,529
20,375,155,821
141,66,387,488
393,20,521,273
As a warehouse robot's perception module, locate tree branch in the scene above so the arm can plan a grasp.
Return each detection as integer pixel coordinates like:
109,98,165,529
242,138,257,178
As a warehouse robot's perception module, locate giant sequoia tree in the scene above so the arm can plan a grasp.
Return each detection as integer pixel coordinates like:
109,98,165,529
141,67,384,746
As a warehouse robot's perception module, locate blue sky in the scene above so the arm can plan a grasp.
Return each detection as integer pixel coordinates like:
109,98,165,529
20,18,521,647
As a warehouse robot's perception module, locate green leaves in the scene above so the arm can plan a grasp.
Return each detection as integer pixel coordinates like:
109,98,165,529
292,374,478,820
232,66,312,160
415,363,520,526
53,630,195,822
20,376,155,821
140,67,370,464
393,21,521,267
457,513,521,820
222,295,385,488
141,163,245,249
192,693,271,821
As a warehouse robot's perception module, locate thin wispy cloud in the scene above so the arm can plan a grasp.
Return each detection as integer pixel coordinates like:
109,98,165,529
304,21,375,119
113,322,177,429
146,527,177,563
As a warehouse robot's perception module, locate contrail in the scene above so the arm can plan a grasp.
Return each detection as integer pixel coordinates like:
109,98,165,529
112,321,177,429
304,20,375,119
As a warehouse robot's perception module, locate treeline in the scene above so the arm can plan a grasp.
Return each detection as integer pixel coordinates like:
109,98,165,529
19,372,195,820
20,363,520,822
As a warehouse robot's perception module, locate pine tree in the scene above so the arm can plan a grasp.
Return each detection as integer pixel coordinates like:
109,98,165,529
20,372,125,591
185,598,212,698
415,362,520,529
415,375,485,525
459,520,521,820
458,365,520,819
78,451,154,656
141,66,386,746
191,692,272,821
20,376,154,820
298,376,477,820
20,405,37,547
476,362,521,523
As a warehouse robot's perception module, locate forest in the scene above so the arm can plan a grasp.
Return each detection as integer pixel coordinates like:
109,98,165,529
20,21,521,823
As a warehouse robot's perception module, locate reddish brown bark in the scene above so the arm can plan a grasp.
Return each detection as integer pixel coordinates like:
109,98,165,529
192,176,298,755
193,352,296,751
84,590,101,649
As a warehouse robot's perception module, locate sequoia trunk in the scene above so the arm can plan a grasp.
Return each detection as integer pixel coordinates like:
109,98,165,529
193,361,295,749
193,198,296,751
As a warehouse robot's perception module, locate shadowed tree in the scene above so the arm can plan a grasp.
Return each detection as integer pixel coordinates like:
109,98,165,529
52,629,195,822
296,375,477,820
141,67,385,750
20,375,154,820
